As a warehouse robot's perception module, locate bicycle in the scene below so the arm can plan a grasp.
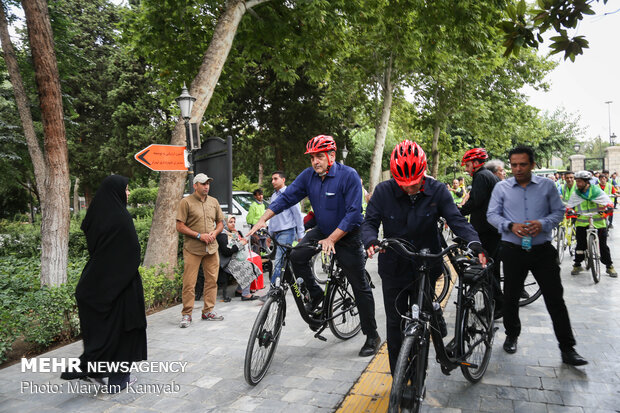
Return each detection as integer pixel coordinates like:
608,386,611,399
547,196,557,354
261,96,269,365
552,224,565,264
310,250,331,284
577,212,603,284
244,235,371,385
563,214,577,257
381,238,496,413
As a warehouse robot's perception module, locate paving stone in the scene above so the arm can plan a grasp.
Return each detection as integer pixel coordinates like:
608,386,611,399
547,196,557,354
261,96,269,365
513,400,548,413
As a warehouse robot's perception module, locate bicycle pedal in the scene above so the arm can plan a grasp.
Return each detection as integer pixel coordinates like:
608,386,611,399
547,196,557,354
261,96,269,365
314,333,327,342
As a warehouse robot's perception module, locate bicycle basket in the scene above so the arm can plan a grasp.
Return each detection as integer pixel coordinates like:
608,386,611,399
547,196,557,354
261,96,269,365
462,264,489,284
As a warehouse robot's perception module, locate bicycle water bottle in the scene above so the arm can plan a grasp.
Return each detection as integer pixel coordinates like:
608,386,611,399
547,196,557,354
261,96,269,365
432,302,448,338
521,223,532,251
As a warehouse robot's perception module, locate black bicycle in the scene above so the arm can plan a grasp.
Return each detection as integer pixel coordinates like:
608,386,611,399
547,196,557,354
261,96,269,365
381,238,496,413
244,236,371,385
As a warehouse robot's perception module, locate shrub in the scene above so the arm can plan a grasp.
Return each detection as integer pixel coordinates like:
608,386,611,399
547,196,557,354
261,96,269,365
128,187,158,206
128,205,154,219
140,265,183,311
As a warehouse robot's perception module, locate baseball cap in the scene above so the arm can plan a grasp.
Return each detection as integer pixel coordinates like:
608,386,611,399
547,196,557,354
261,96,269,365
193,173,213,185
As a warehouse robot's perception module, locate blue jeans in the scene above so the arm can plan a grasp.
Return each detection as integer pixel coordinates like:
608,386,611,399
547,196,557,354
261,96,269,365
271,228,297,284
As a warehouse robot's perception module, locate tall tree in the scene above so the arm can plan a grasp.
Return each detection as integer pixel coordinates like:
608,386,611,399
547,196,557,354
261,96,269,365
21,0,70,286
0,1,47,207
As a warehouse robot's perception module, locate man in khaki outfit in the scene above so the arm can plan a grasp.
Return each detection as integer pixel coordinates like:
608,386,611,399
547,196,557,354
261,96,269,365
176,173,225,328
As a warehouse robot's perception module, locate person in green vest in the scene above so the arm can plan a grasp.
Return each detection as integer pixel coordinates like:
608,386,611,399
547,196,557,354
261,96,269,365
597,173,617,228
449,178,465,205
246,189,265,226
561,171,577,203
566,171,616,277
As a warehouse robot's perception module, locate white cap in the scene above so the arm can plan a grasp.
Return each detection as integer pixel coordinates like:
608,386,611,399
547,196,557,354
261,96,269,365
193,173,213,184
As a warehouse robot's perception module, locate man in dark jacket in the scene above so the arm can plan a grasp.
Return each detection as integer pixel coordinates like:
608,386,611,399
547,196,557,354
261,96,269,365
460,148,503,317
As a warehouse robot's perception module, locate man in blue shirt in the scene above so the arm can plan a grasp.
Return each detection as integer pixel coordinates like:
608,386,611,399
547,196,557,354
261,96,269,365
268,170,305,284
248,135,380,357
487,145,587,366
361,140,486,374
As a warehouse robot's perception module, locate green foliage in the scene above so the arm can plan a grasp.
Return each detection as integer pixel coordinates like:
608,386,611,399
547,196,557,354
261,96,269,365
128,187,158,206
139,266,183,312
232,174,260,193
500,0,607,60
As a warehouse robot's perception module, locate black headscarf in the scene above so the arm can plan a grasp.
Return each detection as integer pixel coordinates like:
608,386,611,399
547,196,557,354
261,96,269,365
74,175,147,371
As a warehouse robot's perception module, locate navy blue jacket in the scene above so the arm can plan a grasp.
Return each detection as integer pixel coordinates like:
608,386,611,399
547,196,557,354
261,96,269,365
361,177,480,282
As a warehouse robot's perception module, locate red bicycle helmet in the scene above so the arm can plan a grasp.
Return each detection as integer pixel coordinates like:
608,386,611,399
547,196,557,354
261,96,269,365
461,148,488,166
305,135,337,154
390,140,427,186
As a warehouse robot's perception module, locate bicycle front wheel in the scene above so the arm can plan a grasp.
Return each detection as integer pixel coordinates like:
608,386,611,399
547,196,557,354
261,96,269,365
244,296,285,385
327,273,361,340
588,233,601,284
310,252,329,284
459,287,494,383
388,330,428,413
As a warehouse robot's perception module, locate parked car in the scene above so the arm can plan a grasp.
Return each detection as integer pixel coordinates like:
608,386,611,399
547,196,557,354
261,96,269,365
221,191,269,233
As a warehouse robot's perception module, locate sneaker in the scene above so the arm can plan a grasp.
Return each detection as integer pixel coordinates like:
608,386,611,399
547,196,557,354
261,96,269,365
180,315,192,328
571,265,582,275
202,311,224,321
607,266,618,278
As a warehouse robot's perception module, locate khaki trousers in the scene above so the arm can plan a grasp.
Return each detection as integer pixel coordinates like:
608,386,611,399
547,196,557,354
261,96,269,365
182,249,220,316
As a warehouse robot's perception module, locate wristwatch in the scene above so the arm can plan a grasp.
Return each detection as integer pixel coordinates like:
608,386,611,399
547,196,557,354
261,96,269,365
508,223,514,231
196,233,201,240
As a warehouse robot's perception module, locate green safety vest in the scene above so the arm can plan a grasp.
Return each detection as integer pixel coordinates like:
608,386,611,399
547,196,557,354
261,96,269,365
562,182,576,203
451,190,464,204
598,183,612,196
575,185,607,229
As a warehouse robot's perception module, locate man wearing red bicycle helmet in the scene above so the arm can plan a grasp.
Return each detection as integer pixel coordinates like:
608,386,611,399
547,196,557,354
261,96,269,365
248,134,381,357
361,140,486,374
460,147,504,318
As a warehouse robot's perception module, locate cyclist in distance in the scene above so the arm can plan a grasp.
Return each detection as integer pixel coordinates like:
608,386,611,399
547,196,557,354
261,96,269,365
459,148,504,318
248,135,381,357
566,171,616,277
361,140,487,374
561,171,577,203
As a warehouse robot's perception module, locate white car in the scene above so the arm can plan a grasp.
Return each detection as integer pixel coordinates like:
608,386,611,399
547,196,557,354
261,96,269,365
221,191,269,233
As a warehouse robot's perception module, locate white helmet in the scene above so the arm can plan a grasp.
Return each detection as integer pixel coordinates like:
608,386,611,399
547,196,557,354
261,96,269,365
574,170,592,180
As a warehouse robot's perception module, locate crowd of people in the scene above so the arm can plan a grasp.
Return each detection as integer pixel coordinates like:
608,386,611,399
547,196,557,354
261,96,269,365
60,135,618,393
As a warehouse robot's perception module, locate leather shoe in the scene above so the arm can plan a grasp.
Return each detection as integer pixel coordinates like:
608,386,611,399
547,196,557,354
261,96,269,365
241,295,259,301
503,336,517,354
561,349,588,366
359,335,381,357
304,295,323,314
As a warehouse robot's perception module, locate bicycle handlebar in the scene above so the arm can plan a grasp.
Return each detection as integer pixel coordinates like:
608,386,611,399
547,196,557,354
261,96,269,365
378,238,461,260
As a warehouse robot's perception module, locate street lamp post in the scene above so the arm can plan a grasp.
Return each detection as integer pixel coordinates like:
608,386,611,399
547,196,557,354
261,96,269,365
605,100,614,146
342,144,349,164
176,84,197,192
573,142,581,153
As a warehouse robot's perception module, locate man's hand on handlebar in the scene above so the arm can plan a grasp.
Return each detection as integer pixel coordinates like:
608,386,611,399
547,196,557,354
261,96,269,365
247,218,267,237
365,239,382,258
468,242,488,268
318,238,337,255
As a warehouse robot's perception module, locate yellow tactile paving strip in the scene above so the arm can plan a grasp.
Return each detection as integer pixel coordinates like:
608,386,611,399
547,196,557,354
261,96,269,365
336,258,457,413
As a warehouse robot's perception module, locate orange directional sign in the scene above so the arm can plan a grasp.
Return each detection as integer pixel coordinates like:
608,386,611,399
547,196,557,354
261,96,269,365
134,144,187,171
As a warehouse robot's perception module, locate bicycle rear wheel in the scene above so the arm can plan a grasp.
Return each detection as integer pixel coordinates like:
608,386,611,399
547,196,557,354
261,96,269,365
588,233,601,284
327,273,361,340
244,296,285,385
310,252,329,284
388,329,428,413
434,262,452,303
556,226,566,263
459,287,494,383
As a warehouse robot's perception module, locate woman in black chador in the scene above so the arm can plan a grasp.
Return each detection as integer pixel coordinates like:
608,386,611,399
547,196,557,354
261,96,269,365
61,175,147,391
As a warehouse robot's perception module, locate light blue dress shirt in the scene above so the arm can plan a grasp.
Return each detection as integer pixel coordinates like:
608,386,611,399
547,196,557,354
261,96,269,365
268,185,305,239
487,174,565,245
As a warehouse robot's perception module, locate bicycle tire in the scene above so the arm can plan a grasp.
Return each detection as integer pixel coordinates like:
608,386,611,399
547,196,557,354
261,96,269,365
567,225,577,256
310,252,329,284
327,272,362,340
388,331,427,413
588,233,601,284
459,287,494,383
518,273,542,307
244,296,285,385
434,262,452,303
556,226,566,264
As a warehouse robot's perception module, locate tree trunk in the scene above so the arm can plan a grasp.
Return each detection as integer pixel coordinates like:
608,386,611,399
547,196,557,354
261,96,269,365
257,162,263,186
430,123,441,178
0,2,47,206
143,0,271,273
73,177,80,217
369,58,393,193
22,0,70,286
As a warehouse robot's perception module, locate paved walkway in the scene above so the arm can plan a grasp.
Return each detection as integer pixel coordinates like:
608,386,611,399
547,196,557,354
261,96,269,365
1,222,619,412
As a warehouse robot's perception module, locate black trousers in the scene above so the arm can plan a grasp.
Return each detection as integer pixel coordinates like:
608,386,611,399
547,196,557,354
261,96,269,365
501,242,576,352
574,226,613,267
290,227,378,337
478,231,504,310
